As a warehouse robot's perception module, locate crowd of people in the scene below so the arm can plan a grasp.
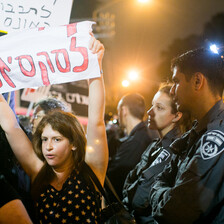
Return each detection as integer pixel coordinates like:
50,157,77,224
0,30,224,224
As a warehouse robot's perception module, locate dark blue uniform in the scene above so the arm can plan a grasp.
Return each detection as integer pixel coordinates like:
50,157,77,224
123,127,181,224
107,121,156,202
150,100,224,224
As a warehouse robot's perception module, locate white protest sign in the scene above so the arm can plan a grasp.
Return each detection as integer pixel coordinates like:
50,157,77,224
0,21,101,94
0,0,73,33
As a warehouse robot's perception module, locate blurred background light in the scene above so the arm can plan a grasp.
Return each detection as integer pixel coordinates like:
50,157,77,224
137,0,150,3
210,44,219,54
128,70,139,81
122,80,130,87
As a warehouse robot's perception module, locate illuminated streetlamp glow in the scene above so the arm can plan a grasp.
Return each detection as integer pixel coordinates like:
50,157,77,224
128,70,139,81
210,44,219,54
138,0,150,3
122,80,130,87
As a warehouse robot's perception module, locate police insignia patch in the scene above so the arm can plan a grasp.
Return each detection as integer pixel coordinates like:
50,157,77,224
150,149,170,167
200,130,224,160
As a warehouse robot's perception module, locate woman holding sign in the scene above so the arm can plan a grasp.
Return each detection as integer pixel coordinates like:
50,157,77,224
0,36,108,223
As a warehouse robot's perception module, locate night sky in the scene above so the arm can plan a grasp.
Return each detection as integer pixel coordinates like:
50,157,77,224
71,0,224,111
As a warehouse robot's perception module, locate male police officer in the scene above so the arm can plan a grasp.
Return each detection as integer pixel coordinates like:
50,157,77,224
107,93,157,201
149,47,224,223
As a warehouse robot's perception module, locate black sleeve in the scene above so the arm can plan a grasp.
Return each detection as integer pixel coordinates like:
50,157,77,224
149,134,224,224
122,141,159,209
0,175,21,208
122,154,146,209
123,145,151,193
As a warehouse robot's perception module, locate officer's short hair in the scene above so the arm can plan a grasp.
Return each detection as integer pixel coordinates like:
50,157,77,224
171,47,224,97
120,93,145,120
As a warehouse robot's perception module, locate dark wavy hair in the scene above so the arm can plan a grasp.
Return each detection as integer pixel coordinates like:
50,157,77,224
171,47,224,97
31,111,86,200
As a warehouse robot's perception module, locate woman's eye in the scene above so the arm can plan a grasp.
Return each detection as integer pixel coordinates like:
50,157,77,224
158,105,166,111
55,138,61,142
41,138,47,142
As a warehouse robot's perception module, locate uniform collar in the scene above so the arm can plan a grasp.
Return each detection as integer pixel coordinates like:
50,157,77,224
129,121,146,136
196,100,224,132
119,121,146,143
161,126,181,148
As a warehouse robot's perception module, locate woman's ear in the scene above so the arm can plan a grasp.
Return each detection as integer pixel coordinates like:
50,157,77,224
71,146,77,151
172,112,182,123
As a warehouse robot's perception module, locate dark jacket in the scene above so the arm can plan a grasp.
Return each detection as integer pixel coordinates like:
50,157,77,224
123,127,181,223
150,100,224,224
107,121,156,201
0,175,21,207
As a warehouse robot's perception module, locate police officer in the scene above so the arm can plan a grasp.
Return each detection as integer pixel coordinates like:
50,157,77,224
122,84,191,224
149,47,224,223
107,93,157,202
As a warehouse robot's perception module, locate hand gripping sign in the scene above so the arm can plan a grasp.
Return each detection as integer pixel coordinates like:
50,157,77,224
0,21,101,94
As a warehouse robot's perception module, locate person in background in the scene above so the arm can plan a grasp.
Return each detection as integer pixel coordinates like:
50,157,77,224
107,93,158,201
122,83,192,223
149,46,224,223
0,32,33,219
3,92,18,120
18,115,33,140
0,36,107,223
0,177,33,224
105,113,124,160
30,97,70,134
0,93,35,221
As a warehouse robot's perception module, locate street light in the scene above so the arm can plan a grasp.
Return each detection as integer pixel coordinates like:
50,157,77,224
210,44,219,54
128,70,139,81
122,80,130,87
93,0,148,16
138,0,150,3
92,0,150,36
121,68,139,88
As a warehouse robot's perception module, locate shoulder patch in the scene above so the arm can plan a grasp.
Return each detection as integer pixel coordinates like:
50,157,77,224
200,130,224,160
150,149,170,167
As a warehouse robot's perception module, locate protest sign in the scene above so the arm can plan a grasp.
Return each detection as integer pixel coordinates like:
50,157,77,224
0,21,101,94
0,0,73,33
49,81,88,117
20,80,89,118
